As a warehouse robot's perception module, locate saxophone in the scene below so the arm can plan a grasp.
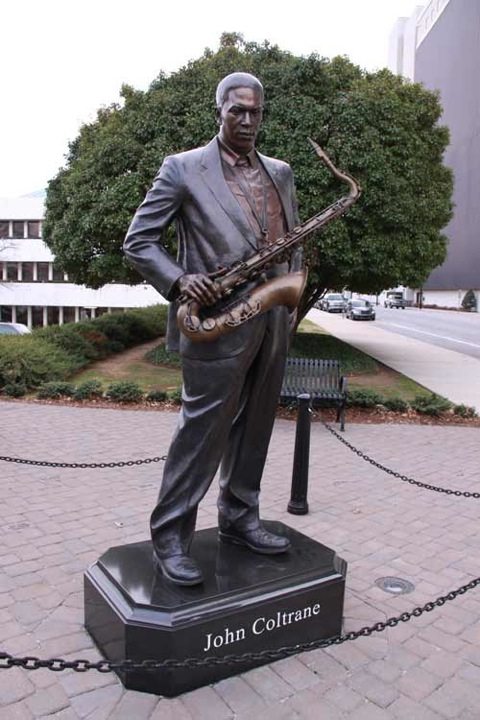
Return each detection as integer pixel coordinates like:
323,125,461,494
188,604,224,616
177,139,361,342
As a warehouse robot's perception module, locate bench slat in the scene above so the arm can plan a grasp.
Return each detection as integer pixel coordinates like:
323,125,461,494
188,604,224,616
280,357,348,430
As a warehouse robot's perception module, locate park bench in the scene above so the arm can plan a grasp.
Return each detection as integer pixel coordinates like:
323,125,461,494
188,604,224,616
280,358,348,430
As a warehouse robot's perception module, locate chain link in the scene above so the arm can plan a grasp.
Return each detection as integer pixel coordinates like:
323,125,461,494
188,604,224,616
323,422,480,498
0,454,167,469
2,416,479,674
1,576,479,673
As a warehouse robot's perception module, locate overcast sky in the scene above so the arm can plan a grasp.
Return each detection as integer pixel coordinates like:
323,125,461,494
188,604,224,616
1,0,423,198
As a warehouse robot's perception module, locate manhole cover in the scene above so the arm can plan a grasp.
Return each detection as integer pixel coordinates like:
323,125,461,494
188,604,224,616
375,577,415,595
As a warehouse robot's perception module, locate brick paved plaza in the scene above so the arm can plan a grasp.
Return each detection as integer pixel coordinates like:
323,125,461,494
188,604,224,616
1,400,480,719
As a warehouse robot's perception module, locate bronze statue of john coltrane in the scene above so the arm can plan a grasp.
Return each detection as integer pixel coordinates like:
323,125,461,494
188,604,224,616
123,72,302,585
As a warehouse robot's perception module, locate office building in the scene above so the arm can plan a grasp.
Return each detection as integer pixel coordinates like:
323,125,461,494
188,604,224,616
0,196,161,328
388,0,479,310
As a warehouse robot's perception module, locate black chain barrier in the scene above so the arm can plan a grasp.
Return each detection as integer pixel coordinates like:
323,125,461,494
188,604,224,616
2,415,479,675
0,454,167,469
323,422,480,499
4,418,478,500
1,575,479,673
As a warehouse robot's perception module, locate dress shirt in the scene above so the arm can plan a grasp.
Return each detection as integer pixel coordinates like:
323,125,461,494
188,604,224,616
218,138,286,247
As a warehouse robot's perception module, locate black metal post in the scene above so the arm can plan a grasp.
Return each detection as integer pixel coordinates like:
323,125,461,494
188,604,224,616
288,393,311,515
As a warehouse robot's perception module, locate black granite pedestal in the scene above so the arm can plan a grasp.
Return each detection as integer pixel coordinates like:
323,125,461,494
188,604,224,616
84,522,346,696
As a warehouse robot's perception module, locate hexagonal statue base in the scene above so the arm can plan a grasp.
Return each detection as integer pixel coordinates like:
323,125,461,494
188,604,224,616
84,522,346,696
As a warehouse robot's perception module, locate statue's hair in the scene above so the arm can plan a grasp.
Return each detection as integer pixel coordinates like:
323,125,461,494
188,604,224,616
215,72,264,108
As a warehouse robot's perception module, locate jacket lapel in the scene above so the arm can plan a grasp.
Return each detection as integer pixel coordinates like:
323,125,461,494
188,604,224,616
200,139,258,251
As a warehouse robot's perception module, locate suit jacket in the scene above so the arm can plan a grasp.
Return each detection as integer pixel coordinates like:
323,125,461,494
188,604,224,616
124,137,301,359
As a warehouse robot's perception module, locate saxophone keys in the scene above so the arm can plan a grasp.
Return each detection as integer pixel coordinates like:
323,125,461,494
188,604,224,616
201,318,217,331
184,315,201,332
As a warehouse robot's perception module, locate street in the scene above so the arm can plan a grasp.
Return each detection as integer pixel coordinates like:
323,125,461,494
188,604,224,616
373,306,480,360
307,305,480,410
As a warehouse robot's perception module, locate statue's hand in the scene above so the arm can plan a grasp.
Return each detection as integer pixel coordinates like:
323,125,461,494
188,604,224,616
176,273,222,306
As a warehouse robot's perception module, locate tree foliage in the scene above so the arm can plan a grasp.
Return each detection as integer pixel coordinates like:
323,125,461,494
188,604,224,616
43,34,453,318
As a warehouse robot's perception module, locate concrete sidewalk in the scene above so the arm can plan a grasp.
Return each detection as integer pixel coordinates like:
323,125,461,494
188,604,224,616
307,308,480,411
1,401,480,719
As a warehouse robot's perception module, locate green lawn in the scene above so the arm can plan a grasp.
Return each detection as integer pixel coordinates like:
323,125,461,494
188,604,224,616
72,348,182,393
295,319,430,401
71,320,430,402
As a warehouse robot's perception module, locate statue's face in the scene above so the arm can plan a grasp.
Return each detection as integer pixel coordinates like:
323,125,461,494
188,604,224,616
217,87,263,155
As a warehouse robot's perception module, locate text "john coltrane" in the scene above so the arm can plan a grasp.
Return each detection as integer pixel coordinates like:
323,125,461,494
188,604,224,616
203,601,321,652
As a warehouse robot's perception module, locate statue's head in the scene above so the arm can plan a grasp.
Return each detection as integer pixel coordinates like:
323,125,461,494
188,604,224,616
215,72,264,155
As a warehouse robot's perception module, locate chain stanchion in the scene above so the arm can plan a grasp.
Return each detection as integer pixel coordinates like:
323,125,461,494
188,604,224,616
288,394,311,515
1,575,479,673
323,421,480,499
2,415,480,675
0,455,167,469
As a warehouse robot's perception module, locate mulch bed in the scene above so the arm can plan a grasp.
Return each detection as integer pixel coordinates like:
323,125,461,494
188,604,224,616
2,396,480,427
280,405,480,427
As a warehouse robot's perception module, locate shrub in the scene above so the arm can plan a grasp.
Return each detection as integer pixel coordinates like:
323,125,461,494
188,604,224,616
461,289,477,312
73,380,104,400
290,332,377,374
3,383,27,398
0,305,169,392
69,323,113,358
145,344,182,367
168,388,183,404
36,325,99,368
347,388,385,408
105,381,144,403
105,340,126,354
94,306,167,348
411,394,452,416
128,305,168,337
0,336,72,389
37,381,76,399
146,389,168,402
92,314,136,348
453,403,478,418
383,397,409,412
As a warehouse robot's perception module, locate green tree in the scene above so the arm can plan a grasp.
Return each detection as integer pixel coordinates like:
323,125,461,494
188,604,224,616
43,34,453,319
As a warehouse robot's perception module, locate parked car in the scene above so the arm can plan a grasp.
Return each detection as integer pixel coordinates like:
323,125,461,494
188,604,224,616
0,322,31,335
384,291,406,309
345,299,376,321
321,293,346,313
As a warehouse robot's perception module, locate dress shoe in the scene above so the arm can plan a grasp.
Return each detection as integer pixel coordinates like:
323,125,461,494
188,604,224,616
218,525,290,554
152,551,203,586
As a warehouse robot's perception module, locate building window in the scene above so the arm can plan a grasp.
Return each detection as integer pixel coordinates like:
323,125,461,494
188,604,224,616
31,306,44,327
80,307,95,320
47,307,60,325
0,306,13,322
52,265,66,282
2,262,67,283
6,262,19,281
63,307,76,324
37,262,49,282
27,221,41,238
0,221,8,238
21,263,35,282
15,306,29,325
12,221,24,239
